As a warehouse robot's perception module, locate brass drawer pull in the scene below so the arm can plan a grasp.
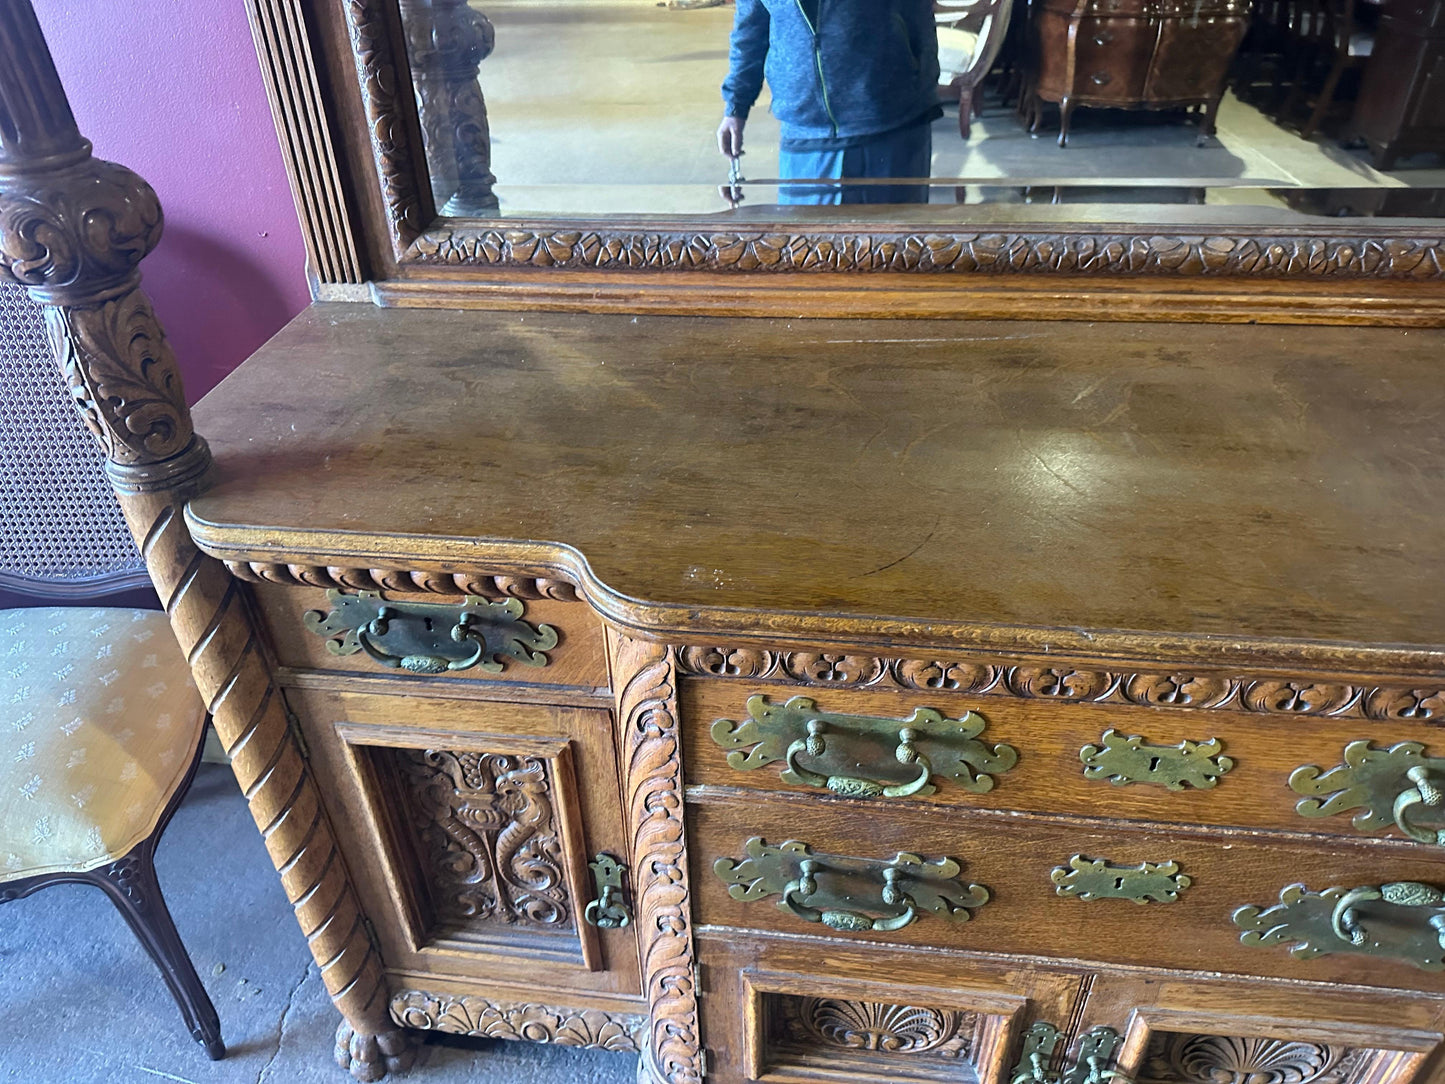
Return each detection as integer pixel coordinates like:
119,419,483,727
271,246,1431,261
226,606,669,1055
1292,740,1445,844
1235,880,1445,969
710,695,1017,799
1080,729,1232,789
714,837,989,932
1090,71,1113,85
303,589,558,674
583,853,631,929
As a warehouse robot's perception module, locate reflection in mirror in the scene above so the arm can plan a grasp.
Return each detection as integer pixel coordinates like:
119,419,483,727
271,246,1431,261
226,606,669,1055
396,0,1445,219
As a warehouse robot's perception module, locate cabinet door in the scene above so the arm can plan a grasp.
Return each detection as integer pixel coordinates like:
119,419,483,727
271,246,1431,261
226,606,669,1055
1078,975,1445,1084
285,686,642,1003
1146,15,1249,103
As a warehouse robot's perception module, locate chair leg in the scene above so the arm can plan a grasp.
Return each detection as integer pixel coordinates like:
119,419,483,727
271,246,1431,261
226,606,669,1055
91,844,225,1060
958,86,974,140
1300,59,1345,139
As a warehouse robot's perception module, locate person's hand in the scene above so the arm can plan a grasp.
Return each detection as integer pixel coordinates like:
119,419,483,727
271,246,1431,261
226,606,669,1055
717,115,745,159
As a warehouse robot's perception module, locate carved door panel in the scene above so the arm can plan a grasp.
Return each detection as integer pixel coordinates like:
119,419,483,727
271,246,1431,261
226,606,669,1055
1076,974,1445,1084
284,687,642,1003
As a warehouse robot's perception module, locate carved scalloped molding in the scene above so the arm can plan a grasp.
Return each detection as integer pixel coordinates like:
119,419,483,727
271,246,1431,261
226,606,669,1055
224,560,580,601
673,647,1445,722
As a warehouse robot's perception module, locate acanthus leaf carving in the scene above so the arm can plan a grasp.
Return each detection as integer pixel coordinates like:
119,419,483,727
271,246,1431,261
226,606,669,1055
672,648,1445,722
389,990,644,1052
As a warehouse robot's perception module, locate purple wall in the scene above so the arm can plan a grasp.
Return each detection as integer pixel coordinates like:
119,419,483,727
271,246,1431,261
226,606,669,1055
35,1,312,401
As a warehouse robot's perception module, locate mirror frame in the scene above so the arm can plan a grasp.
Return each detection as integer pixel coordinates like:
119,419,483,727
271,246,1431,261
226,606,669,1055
247,0,1445,325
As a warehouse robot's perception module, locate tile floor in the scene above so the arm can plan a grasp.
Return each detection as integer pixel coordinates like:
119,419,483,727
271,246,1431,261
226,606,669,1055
0,763,637,1084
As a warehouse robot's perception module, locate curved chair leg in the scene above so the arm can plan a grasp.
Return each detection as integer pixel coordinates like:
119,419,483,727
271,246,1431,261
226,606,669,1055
958,86,974,140
91,842,225,1060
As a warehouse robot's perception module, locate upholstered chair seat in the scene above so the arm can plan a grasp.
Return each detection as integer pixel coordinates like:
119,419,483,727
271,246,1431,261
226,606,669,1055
1,607,207,881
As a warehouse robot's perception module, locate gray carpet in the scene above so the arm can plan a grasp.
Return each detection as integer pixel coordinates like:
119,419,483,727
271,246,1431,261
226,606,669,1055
0,763,638,1083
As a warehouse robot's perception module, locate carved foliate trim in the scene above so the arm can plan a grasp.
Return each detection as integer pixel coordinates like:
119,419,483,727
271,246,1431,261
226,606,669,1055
614,637,702,1084
406,225,1445,280
673,648,1445,722
344,0,426,254
1140,1035,1368,1084
389,990,644,1051
395,748,572,932
225,560,581,601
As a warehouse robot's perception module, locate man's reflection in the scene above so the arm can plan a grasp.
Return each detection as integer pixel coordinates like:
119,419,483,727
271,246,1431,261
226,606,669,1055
718,0,941,205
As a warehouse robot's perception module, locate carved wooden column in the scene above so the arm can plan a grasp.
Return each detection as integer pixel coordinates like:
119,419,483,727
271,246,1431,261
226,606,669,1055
0,5,413,1079
400,0,500,216
611,635,704,1084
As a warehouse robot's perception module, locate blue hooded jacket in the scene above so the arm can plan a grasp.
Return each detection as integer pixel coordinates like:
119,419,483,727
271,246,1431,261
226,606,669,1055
721,0,941,145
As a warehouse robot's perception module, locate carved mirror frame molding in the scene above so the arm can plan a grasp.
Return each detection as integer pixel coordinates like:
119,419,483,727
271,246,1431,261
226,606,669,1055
249,0,1445,323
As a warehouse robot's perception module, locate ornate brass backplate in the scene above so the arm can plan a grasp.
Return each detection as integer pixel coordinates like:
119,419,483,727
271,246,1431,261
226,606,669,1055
303,589,558,673
1080,729,1233,790
709,694,1018,799
1234,880,1445,970
713,837,989,932
1291,740,1445,844
1014,1024,1126,1084
584,853,631,929
1050,855,1190,903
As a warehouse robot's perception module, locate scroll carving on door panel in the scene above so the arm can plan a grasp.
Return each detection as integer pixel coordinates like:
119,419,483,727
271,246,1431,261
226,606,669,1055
391,748,573,939
1137,1035,1372,1084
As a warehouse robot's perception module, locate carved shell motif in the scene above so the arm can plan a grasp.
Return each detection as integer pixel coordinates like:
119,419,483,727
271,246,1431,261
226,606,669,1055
1147,1036,1354,1084
796,998,969,1057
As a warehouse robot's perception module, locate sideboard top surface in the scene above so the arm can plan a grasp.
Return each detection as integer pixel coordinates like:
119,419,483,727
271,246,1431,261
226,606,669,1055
188,303,1445,663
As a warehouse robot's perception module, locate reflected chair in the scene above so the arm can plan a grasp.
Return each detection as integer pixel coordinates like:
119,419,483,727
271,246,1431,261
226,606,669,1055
0,281,224,1061
936,0,1017,138
1284,0,1375,137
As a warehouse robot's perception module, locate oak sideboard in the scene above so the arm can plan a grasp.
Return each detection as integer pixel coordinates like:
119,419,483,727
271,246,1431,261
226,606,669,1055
6,0,1445,1082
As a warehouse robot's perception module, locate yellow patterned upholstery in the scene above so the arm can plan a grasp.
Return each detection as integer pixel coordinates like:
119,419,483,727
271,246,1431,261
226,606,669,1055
0,607,206,881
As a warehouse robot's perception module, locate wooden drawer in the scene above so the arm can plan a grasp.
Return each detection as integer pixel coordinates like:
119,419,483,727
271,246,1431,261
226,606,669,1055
688,788,1445,994
681,678,1445,846
694,930,1090,1084
247,581,609,690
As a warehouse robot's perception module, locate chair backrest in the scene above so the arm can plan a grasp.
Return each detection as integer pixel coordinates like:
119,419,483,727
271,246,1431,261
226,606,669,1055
0,279,149,598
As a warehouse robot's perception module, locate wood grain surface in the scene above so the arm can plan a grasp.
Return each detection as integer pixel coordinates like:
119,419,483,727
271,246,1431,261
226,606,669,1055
189,304,1445,668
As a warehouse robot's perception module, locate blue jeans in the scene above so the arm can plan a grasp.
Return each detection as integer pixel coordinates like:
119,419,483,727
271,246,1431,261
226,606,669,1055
778,123,933,205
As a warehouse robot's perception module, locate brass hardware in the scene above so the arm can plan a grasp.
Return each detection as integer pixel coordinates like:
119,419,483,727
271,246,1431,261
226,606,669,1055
1012,1022,1063,1084
1291,740,1445,844
1013,1025,1129,1084
1080,729,1233,789
713,837,989,932
303,590,558,674
1067,1028,1128,1084
1092,30,1114,43
710,695,1017,799
584,853,631,929
1234,880,1445,970
1050,855,1190,903
1090,71,1113,84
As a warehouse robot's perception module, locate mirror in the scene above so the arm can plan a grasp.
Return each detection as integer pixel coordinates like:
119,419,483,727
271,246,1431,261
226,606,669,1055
395,0,1445,221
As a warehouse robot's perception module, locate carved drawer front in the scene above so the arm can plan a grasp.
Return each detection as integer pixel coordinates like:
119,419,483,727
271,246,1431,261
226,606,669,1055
688,788,1445,992
244,579,608,689
680,676,1445,844
1091,977,1445,1084
282,687,642,1001
694,929,1089,1084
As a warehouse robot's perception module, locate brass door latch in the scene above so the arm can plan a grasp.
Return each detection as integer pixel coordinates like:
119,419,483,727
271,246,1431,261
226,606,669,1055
1012,1023,1131,1084
584,853,632,928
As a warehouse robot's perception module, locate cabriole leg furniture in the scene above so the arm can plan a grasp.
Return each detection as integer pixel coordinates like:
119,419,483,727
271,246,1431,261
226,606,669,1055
7,4,1445,1084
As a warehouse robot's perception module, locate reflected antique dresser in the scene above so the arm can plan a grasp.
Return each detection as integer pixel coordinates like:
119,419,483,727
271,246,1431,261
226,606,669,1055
7,2,1445,1084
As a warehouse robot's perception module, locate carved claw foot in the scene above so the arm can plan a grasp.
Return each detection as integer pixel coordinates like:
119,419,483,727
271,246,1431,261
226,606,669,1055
334,1021,417,1082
